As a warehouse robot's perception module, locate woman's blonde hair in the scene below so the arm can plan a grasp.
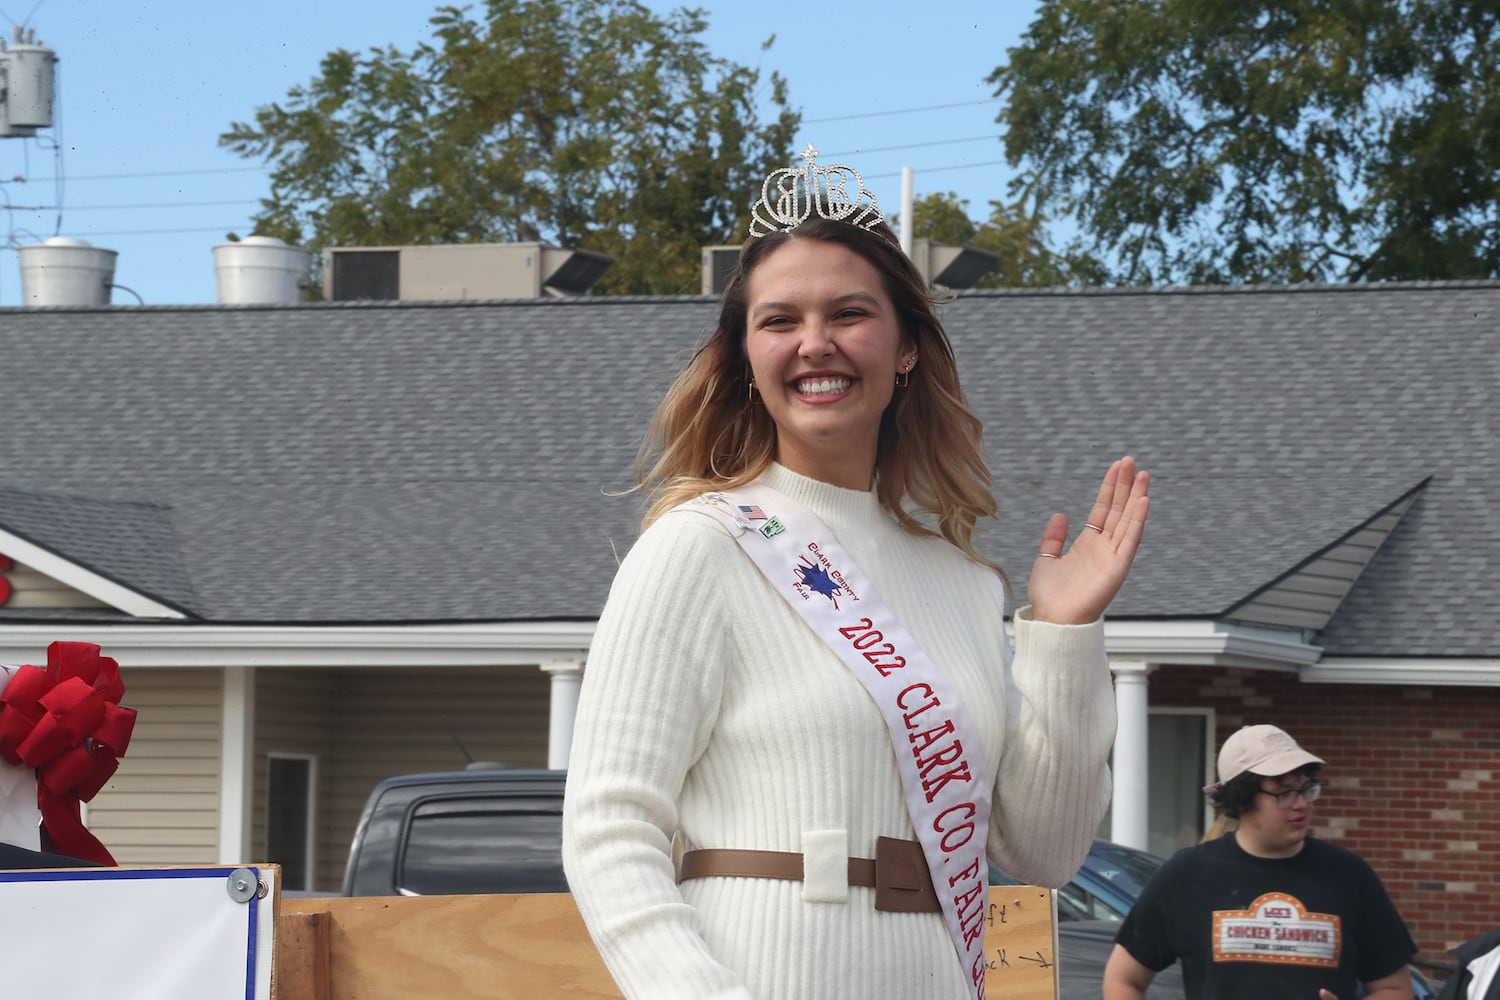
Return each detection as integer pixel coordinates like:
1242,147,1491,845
635,217,1001,571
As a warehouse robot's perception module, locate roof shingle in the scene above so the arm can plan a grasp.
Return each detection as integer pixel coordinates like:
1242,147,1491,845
0,282,1494,655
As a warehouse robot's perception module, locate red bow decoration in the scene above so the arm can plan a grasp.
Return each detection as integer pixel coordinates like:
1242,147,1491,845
0,641,135,865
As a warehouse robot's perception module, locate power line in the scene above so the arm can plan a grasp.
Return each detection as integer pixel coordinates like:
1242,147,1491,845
866,160,1011,180
0,149,1013,238
48,166,267,182
0,1,48,30
32,98,999,184
37,123,1001,186
60,226,245,237
10,165,1014,235
825,135,1001,157
8,199,260,212
805,99,999,124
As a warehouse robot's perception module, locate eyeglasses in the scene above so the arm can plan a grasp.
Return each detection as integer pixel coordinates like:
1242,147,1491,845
1257,782,1323,806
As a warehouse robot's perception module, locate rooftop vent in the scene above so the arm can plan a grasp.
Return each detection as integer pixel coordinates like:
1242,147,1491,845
212,236,312,304
17,237,116,306
322,243,614,301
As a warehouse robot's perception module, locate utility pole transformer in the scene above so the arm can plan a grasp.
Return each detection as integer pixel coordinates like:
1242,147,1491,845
0,25,58,139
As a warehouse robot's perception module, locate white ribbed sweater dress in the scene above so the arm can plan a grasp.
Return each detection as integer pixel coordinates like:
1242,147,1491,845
562,464,1115,999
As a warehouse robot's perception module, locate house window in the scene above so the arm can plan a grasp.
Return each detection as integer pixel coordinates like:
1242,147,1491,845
266,753,317,891
1147,708,1215,857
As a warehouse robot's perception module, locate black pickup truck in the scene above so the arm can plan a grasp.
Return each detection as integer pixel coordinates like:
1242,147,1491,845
340,768,568,897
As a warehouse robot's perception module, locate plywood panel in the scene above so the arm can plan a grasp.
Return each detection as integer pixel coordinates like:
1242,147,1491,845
278,886,1058,1000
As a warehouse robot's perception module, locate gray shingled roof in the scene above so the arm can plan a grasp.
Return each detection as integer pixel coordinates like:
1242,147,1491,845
0,282,1495,656
0,487,197,614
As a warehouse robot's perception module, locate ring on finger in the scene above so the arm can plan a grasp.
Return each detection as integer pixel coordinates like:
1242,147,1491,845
1085,522,1105,533
1038,552,1060,559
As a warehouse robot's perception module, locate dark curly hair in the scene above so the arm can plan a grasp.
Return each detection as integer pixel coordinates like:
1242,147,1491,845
1210,763,1323,819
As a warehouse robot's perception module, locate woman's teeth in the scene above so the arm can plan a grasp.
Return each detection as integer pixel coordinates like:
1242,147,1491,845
796,377,851,395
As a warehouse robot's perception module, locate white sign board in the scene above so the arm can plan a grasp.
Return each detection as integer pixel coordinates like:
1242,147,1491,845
0,865,274,999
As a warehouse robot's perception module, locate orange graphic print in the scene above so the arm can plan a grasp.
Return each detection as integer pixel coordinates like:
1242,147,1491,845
1212,892,1340,968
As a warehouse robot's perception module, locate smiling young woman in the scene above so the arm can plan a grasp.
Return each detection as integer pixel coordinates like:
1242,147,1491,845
562,148,1150,1000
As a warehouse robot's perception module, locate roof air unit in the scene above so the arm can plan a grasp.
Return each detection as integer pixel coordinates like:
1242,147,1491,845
701,245,740,295
17,237,117,306
910,238,999,290
212,236,313,304
322,243,614,301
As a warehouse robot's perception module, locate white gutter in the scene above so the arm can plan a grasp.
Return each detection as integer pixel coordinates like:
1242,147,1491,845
1102,619,1322,670
0,621,597,668
3,617,1492,686
1301,657,1500,687
1102,620,1500,686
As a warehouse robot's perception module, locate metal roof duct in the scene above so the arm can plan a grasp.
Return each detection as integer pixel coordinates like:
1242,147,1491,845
212,236,313,305
17,237,117,307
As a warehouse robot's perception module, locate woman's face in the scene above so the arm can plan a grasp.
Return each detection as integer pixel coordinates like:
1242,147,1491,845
743,237,914,490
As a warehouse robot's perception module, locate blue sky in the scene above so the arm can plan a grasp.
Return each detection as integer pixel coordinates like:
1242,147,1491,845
0,0,1040,306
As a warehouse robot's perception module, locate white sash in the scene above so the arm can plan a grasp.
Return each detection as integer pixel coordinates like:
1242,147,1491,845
684,484,993,1000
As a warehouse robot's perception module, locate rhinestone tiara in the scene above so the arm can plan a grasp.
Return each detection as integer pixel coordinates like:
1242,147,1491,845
749,143,882,237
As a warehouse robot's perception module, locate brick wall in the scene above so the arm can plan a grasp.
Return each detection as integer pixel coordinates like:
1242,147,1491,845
1149,665,1500,969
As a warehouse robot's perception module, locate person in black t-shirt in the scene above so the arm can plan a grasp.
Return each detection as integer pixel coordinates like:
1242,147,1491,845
1103,724,1416,1000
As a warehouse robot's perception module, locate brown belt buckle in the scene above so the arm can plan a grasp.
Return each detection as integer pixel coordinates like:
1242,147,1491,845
873,836,940,913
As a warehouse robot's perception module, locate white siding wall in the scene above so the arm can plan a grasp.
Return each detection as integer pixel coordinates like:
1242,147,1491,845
88,667,222,865
0,556,108,609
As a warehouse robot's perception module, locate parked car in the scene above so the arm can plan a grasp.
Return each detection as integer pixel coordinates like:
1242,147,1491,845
340,768,566,897
342,770,1156,912
1056,920,1186,1000
992,838,1164,923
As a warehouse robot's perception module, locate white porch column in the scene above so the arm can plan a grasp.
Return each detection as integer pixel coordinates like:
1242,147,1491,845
1110,660,1152,851
218,665,255,864
541,658,585,770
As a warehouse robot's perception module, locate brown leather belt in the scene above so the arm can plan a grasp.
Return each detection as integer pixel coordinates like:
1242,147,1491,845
679,835,940,913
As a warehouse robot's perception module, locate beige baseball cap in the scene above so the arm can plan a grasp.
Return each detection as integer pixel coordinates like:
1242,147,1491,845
1205,724,1324,793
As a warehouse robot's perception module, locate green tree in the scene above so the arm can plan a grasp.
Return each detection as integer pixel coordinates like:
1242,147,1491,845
901,192,1104,287
220,1,798,295
989,0,1500,284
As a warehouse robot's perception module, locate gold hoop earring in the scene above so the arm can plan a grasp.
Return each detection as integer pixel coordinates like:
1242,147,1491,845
748,378,759,404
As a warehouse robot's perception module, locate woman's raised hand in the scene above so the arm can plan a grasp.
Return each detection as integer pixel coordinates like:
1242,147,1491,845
1028,456,1150,625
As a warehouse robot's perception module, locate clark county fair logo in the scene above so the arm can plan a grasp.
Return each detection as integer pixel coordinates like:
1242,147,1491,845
792,543,860,610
